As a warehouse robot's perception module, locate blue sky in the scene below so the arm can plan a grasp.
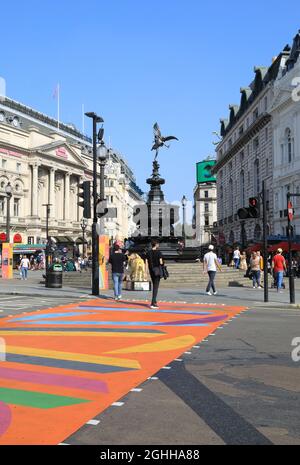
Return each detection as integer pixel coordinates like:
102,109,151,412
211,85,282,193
1,0,300,202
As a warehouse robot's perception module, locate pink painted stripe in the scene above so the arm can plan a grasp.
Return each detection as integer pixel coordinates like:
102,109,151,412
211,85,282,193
0,401,11,437
0,367,108,393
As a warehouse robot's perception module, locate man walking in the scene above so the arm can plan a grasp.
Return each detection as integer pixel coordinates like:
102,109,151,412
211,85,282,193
20,255,30,280
233,247,241,269
203,245,222,296
272,248,287,293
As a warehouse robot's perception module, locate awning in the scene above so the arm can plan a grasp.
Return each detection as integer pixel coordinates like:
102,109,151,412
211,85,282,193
50,236,76,244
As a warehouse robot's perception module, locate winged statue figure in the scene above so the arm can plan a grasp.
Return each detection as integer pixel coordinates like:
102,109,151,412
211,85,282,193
151,122,178,160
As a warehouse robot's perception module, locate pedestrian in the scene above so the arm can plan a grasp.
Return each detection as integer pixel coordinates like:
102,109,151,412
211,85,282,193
240,252,248,271
272,248,287,293
108,244,127,301
233,247,241,269
146,240,164,309
203,245,222,296
20,255,30,280
250,252,262,289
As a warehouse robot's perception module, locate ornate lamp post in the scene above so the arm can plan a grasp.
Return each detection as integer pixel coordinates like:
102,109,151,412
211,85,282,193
5,182,12,243
181,195,187,242
80,218,88,257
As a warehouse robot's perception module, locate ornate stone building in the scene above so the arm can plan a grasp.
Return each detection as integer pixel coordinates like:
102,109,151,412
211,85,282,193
213,50,290,248
0,97,143,251
270,31,300,238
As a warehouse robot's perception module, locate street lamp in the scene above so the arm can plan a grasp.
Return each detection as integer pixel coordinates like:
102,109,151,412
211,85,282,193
5,182,12,243
85,112,105,296
80,218,88,257
181,195,187,242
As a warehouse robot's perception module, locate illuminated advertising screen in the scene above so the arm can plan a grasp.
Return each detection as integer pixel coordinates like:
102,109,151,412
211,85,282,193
196,160,216,183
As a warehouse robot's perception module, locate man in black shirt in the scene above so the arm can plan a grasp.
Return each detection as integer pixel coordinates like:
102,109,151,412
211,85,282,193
147,240,164,309
108,245,127,300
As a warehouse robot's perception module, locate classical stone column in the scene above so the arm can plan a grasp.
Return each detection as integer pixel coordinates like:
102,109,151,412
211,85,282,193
64,172,70,221
49,167,56,217
31,163,39,217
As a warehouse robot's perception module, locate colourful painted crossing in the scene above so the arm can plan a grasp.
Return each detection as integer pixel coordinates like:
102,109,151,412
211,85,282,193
0,298,246,444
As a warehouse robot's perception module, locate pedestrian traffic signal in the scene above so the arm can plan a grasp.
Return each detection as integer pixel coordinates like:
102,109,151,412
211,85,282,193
237,197,260,220
248,197,260,218
77,181,91,219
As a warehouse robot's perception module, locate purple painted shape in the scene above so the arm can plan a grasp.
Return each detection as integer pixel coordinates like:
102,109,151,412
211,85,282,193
0,367,108,393
0,401,11,437
163,315,228,326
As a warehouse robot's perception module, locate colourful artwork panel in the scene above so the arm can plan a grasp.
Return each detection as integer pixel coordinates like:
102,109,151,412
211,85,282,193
0,299,246,444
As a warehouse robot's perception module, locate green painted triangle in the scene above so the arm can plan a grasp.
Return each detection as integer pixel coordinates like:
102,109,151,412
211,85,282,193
0,387,89,409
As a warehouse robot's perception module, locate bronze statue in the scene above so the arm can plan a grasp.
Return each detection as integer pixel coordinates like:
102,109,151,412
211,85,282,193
151,122,178,160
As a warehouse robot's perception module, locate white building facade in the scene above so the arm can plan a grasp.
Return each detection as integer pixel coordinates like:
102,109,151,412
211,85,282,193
270,31,300,238
213,51,290,248
0,98,143,250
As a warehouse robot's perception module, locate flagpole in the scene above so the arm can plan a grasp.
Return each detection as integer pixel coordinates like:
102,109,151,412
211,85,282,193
57,83,60,130
82,103,85,134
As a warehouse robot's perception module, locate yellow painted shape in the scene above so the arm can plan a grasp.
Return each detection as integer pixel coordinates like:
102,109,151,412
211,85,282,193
106,335,196,354
0,331,162,339
6,345,140,369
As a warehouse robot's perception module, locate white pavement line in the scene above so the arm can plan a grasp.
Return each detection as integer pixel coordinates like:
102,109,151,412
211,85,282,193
184,352,192,355
148,377,159,380
112,402,124,407
175,359,183,362
58,443,70,445
193,346,200,349
86,419,100,426
162,366,171,370
130,388,143,392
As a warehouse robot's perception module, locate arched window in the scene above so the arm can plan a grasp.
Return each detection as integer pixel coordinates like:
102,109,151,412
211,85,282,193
229,178,234,214
229,231,234,245
240,170,245,207
286,129,294,163
254,159,260,195
254,224,262,241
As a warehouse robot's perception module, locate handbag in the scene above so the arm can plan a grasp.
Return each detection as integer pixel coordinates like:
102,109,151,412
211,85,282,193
162,265,169,280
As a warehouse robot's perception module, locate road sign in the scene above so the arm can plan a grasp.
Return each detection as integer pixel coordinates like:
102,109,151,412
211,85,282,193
288,201,294,222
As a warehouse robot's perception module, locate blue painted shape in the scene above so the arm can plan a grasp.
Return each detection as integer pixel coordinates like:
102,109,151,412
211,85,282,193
76,306,212,316
11,312,92,322
22,320,207,327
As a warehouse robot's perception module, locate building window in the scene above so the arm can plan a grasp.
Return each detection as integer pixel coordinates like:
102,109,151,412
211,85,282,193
253,137,259,151
240,171,245,207
254,159,260,195
2,159,7,169
205,203,209,213
0,196,5,215
204,191,209,198
229,178,234,214
16,162,21,173
265,127,268,141
14,198,20,217
240,151,244,163
253,108,259,121
205,216,210,227
239,125,244,136
266,159,269,176
28,236,34,244
264,96,268,112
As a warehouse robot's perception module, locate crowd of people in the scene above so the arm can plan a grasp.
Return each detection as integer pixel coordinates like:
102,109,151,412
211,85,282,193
227,246,300,293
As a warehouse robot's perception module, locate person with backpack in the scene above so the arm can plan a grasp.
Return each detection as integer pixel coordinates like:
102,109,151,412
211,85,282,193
250,252,262,289
146,240,164,309
272,248,287,293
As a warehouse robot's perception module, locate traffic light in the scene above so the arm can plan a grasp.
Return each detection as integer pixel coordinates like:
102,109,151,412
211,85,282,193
237,197,260,219
77,181,91,219
248,197,260,218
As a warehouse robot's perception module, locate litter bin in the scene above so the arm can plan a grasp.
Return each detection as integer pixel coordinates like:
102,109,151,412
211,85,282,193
45,263,63,288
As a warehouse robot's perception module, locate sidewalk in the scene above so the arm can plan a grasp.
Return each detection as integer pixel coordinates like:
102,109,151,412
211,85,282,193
1,271,300,308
